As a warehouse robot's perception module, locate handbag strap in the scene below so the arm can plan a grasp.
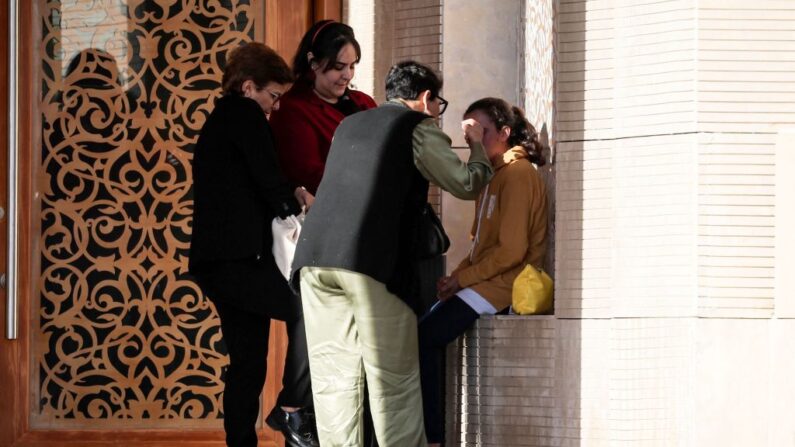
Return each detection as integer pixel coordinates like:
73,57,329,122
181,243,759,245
469,183,490,262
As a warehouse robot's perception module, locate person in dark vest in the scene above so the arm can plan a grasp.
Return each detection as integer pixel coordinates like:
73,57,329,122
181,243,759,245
290,61,493,446
189,43,318,447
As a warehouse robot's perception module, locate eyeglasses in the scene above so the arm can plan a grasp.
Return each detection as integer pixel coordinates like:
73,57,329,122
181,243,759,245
437,96,449,115
265,89,282,104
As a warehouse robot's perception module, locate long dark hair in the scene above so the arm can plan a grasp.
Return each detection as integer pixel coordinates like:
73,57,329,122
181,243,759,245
464,97,545,166
292,20,362,80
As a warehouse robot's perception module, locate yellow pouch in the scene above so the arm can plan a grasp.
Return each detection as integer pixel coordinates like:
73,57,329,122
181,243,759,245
512,265,553,315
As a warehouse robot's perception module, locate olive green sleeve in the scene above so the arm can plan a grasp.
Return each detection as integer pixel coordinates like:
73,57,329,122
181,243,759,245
412,118,493,200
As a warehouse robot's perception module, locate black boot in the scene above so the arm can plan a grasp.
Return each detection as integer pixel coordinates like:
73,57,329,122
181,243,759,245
266,406,320,447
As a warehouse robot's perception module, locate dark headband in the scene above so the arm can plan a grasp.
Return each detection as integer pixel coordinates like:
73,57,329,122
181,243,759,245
311,21,336,46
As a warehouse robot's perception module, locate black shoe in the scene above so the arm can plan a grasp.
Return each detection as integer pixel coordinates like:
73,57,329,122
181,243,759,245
266,406,320,447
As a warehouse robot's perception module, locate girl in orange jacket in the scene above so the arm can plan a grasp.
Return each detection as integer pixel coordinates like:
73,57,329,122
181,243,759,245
419,97,549,446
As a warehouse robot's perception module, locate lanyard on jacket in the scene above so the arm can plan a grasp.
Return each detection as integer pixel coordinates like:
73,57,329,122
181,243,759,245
469,183,490,263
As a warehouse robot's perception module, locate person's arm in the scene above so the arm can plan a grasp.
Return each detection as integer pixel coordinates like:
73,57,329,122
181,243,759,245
412,119,493,200
233,105,301,218
456,170,532,287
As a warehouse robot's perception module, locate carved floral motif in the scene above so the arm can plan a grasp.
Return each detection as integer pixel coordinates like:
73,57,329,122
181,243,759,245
37,0,256,424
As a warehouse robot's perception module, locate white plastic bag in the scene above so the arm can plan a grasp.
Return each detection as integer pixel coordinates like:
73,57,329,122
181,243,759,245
271,213,304,280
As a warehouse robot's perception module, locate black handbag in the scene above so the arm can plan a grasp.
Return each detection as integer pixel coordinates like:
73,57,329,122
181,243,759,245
415,203,450,260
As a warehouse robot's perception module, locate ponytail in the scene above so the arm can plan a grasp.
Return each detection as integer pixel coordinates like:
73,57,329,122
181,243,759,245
508,106,545,167
464,97,546,166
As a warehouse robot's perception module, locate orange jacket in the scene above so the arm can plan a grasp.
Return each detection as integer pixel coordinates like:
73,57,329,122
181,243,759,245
452,147,548,311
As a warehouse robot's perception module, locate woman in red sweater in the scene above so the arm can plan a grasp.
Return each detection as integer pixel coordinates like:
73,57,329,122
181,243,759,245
270,20,377,194
267,20,379,447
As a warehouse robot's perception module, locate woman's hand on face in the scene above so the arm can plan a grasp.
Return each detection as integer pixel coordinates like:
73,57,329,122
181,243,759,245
461,118,484,146
294,187,315,212
437,274,461,301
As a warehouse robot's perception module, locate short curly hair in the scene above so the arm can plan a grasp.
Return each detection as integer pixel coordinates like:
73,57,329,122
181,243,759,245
385,60,442,101
222,42,294,95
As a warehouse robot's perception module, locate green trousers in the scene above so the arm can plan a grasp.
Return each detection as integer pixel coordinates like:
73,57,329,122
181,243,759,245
299,267,427,447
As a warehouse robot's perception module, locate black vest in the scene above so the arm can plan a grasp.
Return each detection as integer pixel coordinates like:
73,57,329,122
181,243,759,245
291,103,430,313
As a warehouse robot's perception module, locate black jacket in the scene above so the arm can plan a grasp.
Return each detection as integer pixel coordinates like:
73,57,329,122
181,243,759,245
190,95,299,268
291,103,429,313
189,95,300,318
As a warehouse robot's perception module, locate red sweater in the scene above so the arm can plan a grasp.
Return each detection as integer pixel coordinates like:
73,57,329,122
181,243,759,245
269,81,377,194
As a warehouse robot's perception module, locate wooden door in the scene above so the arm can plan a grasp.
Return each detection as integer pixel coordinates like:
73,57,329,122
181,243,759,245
0,1,340,446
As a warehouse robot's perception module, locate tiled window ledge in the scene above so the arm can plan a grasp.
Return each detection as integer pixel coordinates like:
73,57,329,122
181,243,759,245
444,315,558,446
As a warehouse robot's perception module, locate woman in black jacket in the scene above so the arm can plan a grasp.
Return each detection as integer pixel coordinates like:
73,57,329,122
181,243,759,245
189,42,317,447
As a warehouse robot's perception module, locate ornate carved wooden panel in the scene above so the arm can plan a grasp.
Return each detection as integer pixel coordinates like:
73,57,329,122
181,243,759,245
34,0,258,428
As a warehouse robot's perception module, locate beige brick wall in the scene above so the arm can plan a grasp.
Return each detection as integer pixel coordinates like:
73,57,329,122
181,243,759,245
555,0,700,318
696,1,795,133
555,0,795,320
446,317,560,446
693,1,795,318
775,130,795,318
439,0,525,273
697,133,777,318
392,1,442,70
344,0,442,102
344,0,443,208
452,315,795,445
442,2,562,445
345,1,795,445
450,0,795,445
557,0,698,142
448,316,695,446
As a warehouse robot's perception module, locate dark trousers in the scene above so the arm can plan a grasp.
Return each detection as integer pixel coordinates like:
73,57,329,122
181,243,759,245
196,258,312,447
214,300,312,447
418,296,480,445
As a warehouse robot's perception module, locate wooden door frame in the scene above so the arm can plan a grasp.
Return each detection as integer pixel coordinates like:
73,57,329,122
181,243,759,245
0,0,341,445
264,0,342,61
1,0,35,445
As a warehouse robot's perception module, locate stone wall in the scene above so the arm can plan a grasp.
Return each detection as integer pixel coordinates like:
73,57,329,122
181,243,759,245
344,0,795,445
